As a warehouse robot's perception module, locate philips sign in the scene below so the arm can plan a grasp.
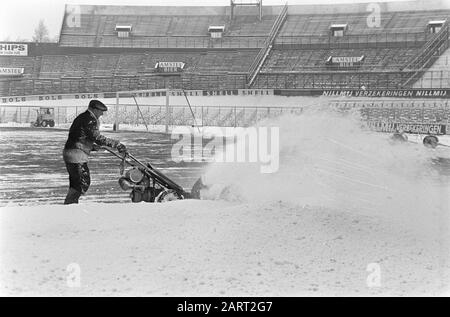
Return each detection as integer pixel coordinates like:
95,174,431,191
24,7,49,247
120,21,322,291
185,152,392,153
0,43,28,56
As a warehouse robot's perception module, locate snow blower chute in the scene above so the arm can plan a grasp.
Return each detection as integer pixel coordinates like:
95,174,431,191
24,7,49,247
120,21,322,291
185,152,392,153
102,146,205,203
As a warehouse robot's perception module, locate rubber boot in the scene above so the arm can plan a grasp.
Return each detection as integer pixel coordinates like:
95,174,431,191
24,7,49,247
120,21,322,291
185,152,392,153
64,187,82,205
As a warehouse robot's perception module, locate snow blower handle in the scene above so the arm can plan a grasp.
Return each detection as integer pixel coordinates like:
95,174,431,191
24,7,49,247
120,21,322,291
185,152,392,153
100,146,153,170
100,147,156,191
101,146,128,160
100,146,130,173
126,153,154,170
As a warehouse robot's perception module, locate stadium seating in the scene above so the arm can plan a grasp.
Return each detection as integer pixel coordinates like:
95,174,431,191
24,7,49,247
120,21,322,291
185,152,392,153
60,10,276,49
39,55,90,78
2,4,450,96
0,48,258,95
252,71,410,89
262,48,418,72
278,10,450,37
0,56,39,78
227,15,277,36
190,50,257,73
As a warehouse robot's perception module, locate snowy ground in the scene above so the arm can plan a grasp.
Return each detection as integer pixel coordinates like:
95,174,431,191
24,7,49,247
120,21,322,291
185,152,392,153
0,200,448,296
1,111,450,296
0,127,205,206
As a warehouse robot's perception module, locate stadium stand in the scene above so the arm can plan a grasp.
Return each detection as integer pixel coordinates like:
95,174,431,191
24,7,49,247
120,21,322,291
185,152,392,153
6,50,255,76
59,5,277,49
262,48,418,72
0,56,38,79
1,1,450,96
278,10,449,37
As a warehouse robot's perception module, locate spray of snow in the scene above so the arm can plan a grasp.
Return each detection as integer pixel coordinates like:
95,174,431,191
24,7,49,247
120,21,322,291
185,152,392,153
202,109,450,235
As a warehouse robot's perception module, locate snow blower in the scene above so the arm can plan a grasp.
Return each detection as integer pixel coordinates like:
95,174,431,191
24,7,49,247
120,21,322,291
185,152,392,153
102,146,206,203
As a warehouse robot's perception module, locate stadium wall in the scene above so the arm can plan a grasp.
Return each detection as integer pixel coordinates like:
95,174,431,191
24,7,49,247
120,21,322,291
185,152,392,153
0,42,245,57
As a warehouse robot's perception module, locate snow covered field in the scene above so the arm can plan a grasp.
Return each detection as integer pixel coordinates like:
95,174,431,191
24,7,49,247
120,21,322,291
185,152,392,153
1,111,449,296
1,199,448,296
0,128,205,206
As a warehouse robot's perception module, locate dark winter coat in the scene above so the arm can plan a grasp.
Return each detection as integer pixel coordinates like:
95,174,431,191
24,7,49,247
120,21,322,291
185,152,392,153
63,110,119,163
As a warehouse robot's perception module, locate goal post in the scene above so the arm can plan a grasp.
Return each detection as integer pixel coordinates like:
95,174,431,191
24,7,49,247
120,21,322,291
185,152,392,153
110,88,203,133
112,88,171,132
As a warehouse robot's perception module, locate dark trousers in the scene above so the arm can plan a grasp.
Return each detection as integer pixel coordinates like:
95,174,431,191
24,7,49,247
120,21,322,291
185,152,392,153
64,162,91,204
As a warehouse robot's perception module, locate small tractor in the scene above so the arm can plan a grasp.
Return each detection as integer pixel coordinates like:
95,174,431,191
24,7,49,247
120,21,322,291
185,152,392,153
32,107,55,127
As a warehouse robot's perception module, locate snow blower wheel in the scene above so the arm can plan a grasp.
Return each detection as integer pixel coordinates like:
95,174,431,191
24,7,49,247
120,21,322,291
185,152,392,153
155,189,184,202
423,135,439,149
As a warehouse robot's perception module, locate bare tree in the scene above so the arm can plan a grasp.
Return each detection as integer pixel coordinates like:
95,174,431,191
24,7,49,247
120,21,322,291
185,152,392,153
15,36,30,42
32,20,50,43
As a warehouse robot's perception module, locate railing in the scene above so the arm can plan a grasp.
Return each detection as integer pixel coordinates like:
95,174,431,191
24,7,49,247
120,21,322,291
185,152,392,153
412,70,450,89
275,32,430,49
0,104,304,128
3,101,450,131
329,99,450,128
58,32,434,51
253,71,412,89
247,44,273,87
0,105,68,125
403,21,450,87
329,99,450,109
247,3,288,87
59,35,268,49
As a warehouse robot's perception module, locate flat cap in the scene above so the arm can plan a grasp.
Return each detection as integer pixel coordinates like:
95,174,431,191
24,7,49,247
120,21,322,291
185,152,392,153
88,100,108,111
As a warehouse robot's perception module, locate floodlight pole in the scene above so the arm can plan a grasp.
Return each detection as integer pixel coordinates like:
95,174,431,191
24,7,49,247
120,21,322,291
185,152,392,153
230,0,262,21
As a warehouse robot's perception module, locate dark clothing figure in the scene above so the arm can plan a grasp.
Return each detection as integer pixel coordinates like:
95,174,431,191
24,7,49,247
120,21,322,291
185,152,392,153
64,163,90,204
64,110,120,163
63,101,126,204
66,162,90,193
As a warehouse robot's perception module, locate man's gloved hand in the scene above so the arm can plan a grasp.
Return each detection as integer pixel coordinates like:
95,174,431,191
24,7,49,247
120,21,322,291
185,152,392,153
117,143,127,154
92,144,102,151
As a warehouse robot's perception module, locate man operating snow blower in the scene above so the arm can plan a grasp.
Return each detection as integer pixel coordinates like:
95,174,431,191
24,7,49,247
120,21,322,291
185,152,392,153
63,100,127,204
